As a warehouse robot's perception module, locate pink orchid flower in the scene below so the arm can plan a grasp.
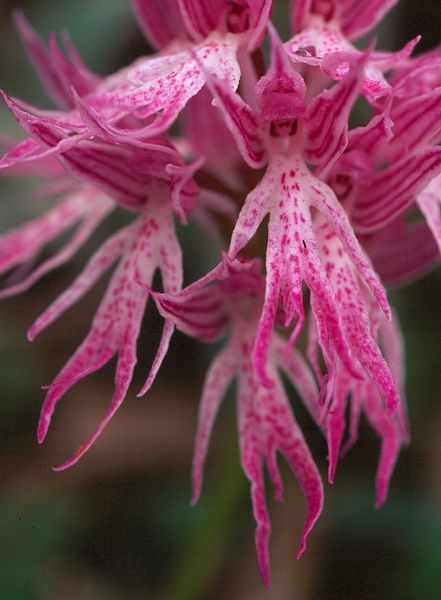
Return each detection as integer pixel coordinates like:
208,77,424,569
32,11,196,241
285,0,420,102
1,0,439,588
146,256,323,587
204,27,394,403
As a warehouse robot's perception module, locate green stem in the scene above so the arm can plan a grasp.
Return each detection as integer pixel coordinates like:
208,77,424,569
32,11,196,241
163,435,246,600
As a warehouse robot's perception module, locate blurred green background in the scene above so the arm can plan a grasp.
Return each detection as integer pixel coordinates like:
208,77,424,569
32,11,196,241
0,1,441,598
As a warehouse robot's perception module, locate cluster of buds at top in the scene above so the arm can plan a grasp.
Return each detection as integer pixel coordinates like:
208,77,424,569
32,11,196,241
1,0,440,586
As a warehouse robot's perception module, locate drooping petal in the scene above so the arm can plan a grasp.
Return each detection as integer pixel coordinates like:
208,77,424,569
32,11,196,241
36,196,182,469
316,217,399,414
308,178,390,317
28,223,134,342
192,344,237,503
363,383,402,508
273,334,321,423
0,190,113,300
238,357,323,586
230,155,360,386
2,95,187,211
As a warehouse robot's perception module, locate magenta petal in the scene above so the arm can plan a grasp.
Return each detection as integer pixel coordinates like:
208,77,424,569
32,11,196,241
347,102,393,156
364,217,440,287
247,0,273,51
205,73,266,168
52,335,140,471
191,345,237,503
352,147,441,233
309,179,390,317
338,0,400,41
418,174,441,254
131,0,188,49
0,193,112,301
37,197,182,460
238,364,323,583
289,0,312,34
384,89,441,163
14,11,99,108
178,0,225,40
364,387,401,508
304,55,365,177
28,223,132,341
100,36,240,129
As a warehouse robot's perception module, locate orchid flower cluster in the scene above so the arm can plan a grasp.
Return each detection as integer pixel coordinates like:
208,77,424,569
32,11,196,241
1,0,440,586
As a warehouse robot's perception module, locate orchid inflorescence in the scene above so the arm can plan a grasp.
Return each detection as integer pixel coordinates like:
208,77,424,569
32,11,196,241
1,0,440,586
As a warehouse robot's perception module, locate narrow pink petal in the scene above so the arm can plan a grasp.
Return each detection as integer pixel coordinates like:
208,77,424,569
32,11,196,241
326,370,349,483
238,379,272,586
310,179,390,317
364,387,401,508
0,194,112,300
0,192,89,275
137,205,184,395
38,198,175,450
274,335,321,425
192,345,237,504
138,320,175,397
28,223,132,341
340,390,363,455
379,311,409,442
228,173,272,257
53,325,141,471
265,375,324,561
37,344,116,443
